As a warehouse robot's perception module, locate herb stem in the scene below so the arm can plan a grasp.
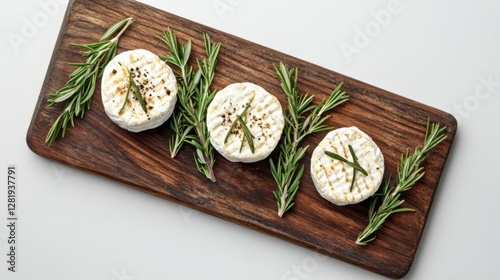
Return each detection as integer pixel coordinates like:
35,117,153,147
195,120,216,181
110,18,133,42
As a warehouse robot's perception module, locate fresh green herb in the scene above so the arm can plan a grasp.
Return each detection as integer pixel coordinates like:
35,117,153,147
224,95,255,153
237,115,255,153
159,28,221,182
271,62,349,217
45,17,134,146
356,119,447,245
119,67,147,114
119,73,130,114
325,144,368,192
128,68,148,113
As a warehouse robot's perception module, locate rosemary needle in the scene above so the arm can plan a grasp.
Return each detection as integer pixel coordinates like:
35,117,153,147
119,79,131,114
355,119,447,245
45,17,133,146
271,62,349,217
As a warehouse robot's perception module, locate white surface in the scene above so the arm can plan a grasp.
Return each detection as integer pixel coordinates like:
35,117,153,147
1,0,499,279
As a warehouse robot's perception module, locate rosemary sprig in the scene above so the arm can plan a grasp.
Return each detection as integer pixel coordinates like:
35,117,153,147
119,66,147,114
325,144,368,192
127,68,148,113
159,28,221,182
356,119,447,245
271,62,349,217
237,115,255,153
45,17,133,146
224,95,255,153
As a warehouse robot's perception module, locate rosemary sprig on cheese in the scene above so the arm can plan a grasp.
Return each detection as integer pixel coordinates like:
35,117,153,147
271,62,349,217
325,144,368,192
159,28,221,182
224,95,255,153
237,114,255,153
45,17,133,146
356,119,447,245
127,68,148,113
119,67,148,114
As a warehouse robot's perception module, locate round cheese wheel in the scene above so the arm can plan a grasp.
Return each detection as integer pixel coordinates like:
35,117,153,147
311,126,385,205
101,49,177,132
207,82,284,163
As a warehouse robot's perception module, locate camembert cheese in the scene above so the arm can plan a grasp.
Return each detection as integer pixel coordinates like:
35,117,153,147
207,82,284,163
101,49,177,132
311,126,384,205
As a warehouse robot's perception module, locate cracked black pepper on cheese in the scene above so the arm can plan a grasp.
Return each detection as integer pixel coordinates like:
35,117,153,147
101,49,178,132
207,82,284,163
311,126,385,205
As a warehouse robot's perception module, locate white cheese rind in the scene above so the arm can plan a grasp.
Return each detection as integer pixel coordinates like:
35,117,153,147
101,49,178,132
311,126,384,206
207,82,284,163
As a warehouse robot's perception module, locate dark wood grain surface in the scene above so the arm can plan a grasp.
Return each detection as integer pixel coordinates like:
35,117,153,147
26,0,457,278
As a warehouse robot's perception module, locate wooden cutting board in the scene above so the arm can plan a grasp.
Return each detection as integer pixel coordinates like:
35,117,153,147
26,0,457,278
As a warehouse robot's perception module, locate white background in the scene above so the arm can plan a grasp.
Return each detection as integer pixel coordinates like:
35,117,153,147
1,0,499,279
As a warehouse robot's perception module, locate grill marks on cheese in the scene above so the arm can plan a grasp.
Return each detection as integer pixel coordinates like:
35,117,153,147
101,49,177,132
207,83,284,163
311,127,384,205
